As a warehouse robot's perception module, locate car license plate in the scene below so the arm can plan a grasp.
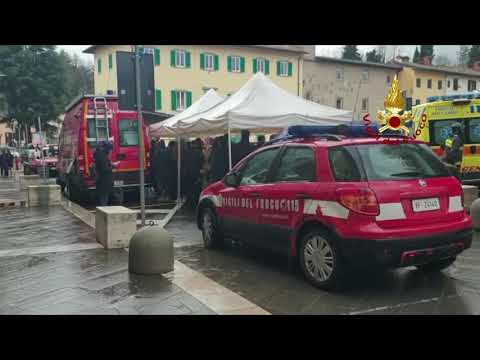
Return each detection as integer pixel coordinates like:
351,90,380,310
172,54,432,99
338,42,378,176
412,198,440,212
114,180,124,186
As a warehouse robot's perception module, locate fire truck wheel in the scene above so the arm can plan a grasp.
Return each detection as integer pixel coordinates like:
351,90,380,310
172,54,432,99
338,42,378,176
299,229,346,291
416,257,456,272
200,207,223,249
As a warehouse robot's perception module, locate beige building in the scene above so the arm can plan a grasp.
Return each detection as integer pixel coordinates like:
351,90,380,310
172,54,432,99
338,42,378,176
84,45,308,122
303,56,402,120
0,123,13,146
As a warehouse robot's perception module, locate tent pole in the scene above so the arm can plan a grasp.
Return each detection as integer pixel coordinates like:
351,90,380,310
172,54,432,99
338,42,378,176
228,121,232,171
177,136,181,207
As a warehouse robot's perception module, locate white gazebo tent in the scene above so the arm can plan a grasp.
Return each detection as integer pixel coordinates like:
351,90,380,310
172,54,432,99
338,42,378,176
150,89,225,137
151,73,353,205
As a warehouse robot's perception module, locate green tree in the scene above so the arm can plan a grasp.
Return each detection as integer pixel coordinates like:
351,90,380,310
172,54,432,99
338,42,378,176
413,47,420,63
365,49,384,63
342,45,362,61
419,45,434,60
457,45,471,66
468,45,480,67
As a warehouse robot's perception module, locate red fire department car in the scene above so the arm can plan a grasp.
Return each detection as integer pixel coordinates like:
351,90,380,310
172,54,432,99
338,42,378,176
197,125,472,290
57,95,150,202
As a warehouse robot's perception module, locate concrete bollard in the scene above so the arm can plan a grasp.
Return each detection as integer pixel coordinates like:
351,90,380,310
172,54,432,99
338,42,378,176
462,185,479,211
27,185,61,207
470,198,480,231
96,206,137,249
129,226,174,275
19,175,41,191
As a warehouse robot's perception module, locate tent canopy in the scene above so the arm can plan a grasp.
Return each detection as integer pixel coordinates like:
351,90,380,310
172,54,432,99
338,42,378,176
154,73,353,138
150,89,225,137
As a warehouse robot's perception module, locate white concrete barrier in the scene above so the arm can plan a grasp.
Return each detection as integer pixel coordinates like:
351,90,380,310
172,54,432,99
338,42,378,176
27,185,61,207
19,175,41,190
462,185,478,211
95,206,137,249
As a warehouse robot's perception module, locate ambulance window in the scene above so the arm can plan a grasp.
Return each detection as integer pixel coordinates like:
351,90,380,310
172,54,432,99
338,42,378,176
329,147,361,182
238,147,280,186
273,147,316,182
430,120,458,146
468,119,480,143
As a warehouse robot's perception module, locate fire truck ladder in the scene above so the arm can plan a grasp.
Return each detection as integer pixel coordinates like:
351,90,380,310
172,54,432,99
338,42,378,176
92,97,112,143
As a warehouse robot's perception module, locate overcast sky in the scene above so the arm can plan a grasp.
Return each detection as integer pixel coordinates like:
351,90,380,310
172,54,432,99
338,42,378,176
58,45,462,65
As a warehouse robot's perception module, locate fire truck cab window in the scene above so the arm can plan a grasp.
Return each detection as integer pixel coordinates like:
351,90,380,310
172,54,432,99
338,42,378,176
119,119,139,147
238,147,280,186
273,147,316,182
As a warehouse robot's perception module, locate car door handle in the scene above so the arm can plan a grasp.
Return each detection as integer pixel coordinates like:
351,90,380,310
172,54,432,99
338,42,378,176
296,193,311,199
249,192,261,198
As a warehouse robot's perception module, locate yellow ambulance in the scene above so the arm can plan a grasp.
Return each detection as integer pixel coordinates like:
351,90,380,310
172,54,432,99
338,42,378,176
411,92,480,184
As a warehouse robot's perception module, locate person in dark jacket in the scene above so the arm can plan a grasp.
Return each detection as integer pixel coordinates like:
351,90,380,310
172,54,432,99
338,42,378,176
94,142,114,206
232,130,254,166
6,150,14,176
150,138,158,192
166,141,178,201
0,150,8,177
186,138,205,207
210,135,229,183
154,140,168,199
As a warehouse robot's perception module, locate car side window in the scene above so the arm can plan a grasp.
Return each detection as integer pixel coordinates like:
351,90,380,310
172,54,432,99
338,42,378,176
273,147,316,182
329,146,361,181
238,147,281,186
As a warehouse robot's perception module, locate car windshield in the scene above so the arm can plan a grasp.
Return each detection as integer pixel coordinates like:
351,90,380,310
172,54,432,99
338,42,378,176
352,143,450,180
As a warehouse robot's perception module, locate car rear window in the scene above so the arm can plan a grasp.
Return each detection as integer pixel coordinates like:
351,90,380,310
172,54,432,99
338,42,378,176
329,146,362,181
354,143,450,180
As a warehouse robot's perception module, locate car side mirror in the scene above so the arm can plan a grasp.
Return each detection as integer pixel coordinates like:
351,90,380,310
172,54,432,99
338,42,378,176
224,172,239,187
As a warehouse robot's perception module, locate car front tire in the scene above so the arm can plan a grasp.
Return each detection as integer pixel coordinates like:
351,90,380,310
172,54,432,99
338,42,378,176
299,229,346,291
200,207,223,249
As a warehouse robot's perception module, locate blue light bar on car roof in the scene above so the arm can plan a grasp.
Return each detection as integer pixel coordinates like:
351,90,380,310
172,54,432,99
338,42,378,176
284,123,380,138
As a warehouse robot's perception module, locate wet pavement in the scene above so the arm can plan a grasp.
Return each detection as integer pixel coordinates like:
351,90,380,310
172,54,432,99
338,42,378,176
170,213,480,315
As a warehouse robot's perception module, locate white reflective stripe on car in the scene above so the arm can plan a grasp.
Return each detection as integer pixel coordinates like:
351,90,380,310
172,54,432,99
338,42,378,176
376,203,406,221
303,200,349,219
448,196,463,213
200,194,222,207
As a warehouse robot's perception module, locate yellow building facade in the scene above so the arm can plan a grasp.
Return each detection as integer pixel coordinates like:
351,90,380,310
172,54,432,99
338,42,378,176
85,45,305,115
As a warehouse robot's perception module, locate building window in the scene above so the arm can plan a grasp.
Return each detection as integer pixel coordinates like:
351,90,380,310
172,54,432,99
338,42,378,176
415,99,421,105
427,79,432,89
255,58,267,74
447,80,451,88
171,90,192,112
416,78,421,88
468,80,477,91
108,54,113,70
97,58,102,74
387,75,391,84
336,97,343,109
361,98,369,112
336,68,344,80
205,53,214,71
277,61,291,77
453,78,459,91
438,80,442,90
362,69,369,81
230,56,242,73
175,50,186,68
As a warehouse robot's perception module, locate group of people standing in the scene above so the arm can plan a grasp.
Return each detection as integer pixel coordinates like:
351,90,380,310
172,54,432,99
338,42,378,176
0,149,14,177
150,130,266,207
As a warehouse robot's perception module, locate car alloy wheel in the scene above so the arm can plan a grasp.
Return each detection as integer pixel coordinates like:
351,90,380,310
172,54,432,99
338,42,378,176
202,210,214,246
304,235,334,282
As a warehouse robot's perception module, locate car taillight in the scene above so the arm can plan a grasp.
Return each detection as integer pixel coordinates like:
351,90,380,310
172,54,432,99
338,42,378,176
336,188,379,216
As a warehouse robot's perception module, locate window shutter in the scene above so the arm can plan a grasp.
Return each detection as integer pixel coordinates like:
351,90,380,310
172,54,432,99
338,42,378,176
227,56,232,72
288,62,293,76
108,54,113,69
214,54,219,71
186,51,191,68
240,57,245,73
170,50,175,67
200,53,205,70
187,91,192,107
276,61,280,76
265,60,270,75
171,90,177,111
154,48,160,66
97,58,102,74
253,58,257,74
155,89,162,110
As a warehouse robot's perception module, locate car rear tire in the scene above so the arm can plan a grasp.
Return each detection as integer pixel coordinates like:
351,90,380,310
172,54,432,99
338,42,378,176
299,229,346,291
200,207,223,249
416,257,456,272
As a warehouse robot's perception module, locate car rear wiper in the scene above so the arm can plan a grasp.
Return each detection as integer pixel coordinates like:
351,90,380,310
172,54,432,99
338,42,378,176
390,171,423,177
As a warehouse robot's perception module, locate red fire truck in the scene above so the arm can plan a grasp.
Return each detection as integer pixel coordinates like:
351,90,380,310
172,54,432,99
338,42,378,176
57,95,151,203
